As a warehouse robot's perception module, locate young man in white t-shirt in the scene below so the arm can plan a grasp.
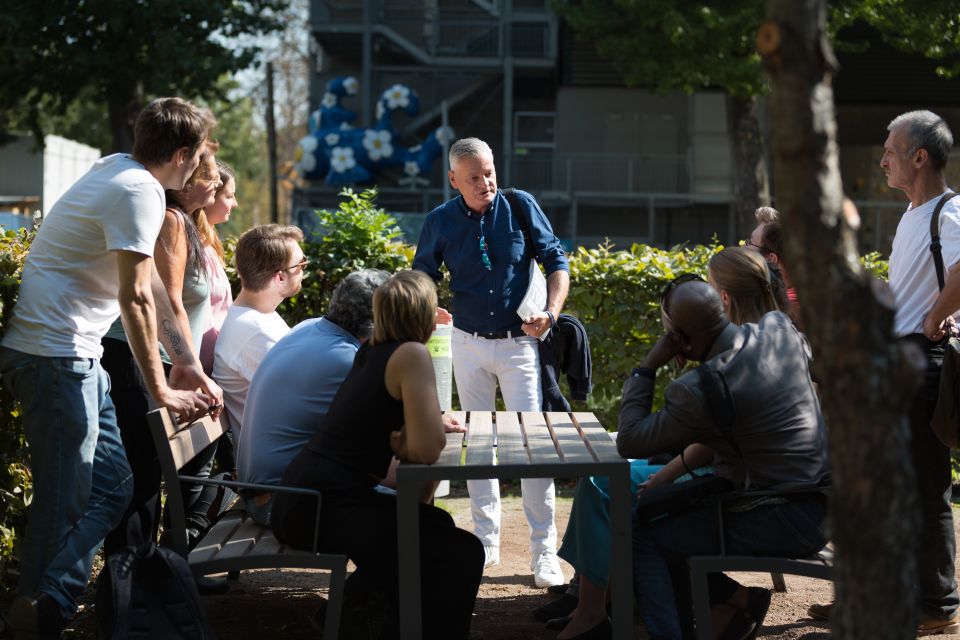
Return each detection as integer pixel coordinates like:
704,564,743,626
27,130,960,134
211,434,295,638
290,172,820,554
214,224,306,436
0,97,223,636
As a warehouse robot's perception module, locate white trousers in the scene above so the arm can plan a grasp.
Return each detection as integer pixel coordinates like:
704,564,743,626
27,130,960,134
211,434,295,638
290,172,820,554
452,328,557,558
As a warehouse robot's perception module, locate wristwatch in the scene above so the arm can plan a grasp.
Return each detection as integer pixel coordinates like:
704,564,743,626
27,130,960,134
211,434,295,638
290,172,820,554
631,367,655,379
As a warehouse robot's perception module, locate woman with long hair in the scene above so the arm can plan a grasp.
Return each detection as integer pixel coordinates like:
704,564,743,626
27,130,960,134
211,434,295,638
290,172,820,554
707,246,785,325
271,271,484,639
197,160,237,376
101,144,220,554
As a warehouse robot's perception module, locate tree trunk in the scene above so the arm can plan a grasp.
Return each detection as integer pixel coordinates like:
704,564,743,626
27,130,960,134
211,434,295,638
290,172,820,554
725,93,771,239
761,1,920,638
106,82,144,154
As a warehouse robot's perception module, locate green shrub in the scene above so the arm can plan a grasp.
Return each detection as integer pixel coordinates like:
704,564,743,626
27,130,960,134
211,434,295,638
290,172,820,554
563,241,720,427
0,227,35,595
277,188,414,327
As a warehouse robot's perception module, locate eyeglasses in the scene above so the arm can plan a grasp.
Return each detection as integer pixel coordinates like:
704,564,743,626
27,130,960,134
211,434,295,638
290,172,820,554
743,239,774,256
478,233,492,271
280,259,309,274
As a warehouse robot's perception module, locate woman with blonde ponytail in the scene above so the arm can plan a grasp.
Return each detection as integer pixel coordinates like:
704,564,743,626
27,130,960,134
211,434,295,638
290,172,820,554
707,246,784,324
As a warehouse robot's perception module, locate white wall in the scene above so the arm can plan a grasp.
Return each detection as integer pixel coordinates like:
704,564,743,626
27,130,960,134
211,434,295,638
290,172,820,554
42,135,101,216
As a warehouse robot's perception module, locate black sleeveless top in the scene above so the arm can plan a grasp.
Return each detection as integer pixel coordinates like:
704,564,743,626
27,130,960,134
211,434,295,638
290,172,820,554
280,340,405,493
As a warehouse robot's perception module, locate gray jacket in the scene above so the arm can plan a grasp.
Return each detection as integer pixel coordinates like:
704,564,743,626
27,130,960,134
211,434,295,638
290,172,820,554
617,311,829,489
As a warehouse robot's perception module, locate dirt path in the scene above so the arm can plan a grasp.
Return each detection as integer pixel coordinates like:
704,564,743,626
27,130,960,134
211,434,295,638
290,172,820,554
47,485,960,638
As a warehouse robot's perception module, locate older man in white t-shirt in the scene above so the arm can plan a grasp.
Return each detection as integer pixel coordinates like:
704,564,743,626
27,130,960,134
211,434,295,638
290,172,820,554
213,224,307,436
883,110,960,635
0,98,222,636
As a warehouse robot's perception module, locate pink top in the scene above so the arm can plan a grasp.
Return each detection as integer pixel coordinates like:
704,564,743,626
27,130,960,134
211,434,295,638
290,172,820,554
200,245,233,375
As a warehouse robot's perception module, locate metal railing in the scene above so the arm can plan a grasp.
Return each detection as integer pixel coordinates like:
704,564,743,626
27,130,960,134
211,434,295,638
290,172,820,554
313,0,555,59
508,153,689,195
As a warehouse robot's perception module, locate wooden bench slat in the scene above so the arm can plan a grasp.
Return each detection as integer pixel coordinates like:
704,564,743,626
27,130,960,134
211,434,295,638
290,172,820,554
437,432,465,467
250,532,284,556
189,514,243,563
465,411,495,466
495,411,528,466
545,412,595,463
522,412,560,464
169,416,226,471
212,516,263,561
571,412,621,461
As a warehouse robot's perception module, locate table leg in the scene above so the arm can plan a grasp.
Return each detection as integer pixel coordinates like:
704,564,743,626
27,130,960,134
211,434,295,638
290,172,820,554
396,474,422,640
608,463,633,639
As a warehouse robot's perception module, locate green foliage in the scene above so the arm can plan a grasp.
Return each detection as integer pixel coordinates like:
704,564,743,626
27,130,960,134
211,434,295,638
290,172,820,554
564,241,721,426
0,0,285,151
275,189,414,326
553,1,767,99
0,227,35,595
861,251,890,281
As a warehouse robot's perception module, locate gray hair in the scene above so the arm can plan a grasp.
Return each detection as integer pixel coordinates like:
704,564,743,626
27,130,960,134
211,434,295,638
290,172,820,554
449,137,493,168
326,269,391,339
888,110,954,171
754,206,780,224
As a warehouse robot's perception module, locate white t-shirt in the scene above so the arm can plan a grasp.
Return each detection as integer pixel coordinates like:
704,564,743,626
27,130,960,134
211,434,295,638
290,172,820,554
213,304,290,434
889,191,960,336
2,154,165,358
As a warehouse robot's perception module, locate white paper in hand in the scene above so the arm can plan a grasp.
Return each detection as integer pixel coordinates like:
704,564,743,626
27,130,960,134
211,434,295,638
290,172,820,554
516,260,550,341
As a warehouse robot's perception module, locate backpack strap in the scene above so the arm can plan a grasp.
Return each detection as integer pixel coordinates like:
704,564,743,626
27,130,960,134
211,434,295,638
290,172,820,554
929,191,958,291
105,548,138,640
501,187,537,261
152,545,216,639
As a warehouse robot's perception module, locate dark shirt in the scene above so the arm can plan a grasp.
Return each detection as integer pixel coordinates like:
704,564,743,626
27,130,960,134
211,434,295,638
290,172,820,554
413,189,568,334
279,340,405,494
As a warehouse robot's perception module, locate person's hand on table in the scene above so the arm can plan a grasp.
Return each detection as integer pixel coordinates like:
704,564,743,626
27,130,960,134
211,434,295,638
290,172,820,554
435,306,452,325
442,413,466,433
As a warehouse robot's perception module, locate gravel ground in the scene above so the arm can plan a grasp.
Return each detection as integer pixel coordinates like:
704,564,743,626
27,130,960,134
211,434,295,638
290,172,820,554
10,485,960,639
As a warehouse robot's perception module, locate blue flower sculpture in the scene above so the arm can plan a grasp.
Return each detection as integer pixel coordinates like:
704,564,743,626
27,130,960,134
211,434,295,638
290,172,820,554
295,76,455,187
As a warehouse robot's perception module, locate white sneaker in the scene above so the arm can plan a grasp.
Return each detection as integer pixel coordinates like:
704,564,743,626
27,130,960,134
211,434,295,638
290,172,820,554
532,551,565,588
483,545,500,568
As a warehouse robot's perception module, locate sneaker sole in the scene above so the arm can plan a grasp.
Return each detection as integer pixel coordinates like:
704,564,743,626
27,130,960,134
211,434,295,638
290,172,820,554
919,622,960,636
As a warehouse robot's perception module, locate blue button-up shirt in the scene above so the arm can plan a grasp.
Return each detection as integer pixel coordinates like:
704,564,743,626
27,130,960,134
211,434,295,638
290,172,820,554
413,189,569,334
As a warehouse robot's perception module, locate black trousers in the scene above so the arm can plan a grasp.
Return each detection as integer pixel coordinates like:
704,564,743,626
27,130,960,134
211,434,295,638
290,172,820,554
272,488,484,639
906,336,959,618
101,338,218,554
101,338,164,554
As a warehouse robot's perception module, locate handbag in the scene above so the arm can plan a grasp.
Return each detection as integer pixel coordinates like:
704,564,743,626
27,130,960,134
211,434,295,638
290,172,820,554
634,360,745,524
928,191,960,448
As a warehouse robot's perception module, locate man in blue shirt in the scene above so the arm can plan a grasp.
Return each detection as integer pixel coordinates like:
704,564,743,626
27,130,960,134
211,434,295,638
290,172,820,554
235,269,390,525
413,137,570,588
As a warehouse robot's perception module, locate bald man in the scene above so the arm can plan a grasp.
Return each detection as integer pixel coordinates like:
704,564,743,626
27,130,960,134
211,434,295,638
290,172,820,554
617,279,829,640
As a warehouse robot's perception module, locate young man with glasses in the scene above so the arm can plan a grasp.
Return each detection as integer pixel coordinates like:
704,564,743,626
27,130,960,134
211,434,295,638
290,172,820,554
214,224,307,436
413,137,570,587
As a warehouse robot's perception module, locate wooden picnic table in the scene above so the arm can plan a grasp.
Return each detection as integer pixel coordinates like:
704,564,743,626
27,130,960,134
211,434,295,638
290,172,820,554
396,411,632,639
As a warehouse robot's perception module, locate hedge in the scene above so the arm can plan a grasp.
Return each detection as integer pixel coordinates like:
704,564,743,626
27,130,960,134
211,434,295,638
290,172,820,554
0,189,890,592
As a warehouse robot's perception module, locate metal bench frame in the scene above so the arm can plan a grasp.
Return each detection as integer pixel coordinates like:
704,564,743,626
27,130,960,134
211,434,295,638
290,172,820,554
688,487,833,640
147,407,348,639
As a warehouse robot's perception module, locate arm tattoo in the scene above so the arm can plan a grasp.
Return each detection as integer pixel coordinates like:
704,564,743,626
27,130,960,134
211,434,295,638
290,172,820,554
161,318,185,357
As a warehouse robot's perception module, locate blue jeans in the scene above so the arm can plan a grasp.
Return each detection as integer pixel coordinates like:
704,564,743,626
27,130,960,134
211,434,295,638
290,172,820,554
0,347,133,614
633,495,826,639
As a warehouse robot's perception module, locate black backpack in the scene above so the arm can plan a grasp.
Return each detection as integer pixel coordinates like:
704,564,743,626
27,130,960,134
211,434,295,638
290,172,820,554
96,543,216,639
